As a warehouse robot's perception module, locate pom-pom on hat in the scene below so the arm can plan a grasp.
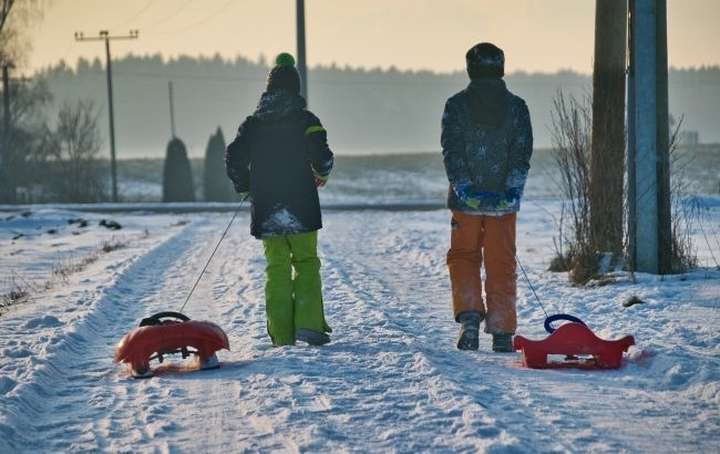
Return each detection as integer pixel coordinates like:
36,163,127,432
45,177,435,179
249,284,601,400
275,52,296,67
466,42,505,79
267,52,301,95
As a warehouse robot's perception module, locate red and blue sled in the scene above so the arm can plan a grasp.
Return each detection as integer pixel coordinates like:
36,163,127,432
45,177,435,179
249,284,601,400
513,314,635,369
114,312,229,378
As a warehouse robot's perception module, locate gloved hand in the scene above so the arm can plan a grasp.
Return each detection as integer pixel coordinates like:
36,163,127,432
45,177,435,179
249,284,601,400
454,182,503,210
465,198,482,209
466,192,501,209
476,191,503,206
500,188,522,209
313,171,330,188
314,174,328,188
505,187,521,201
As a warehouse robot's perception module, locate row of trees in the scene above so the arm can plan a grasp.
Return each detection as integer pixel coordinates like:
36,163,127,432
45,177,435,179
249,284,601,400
1,72,235,203
0,67,235,203
1,78,108,203
162,127,236,203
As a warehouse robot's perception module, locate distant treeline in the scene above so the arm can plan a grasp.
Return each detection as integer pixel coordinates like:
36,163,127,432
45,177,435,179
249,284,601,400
36,54,720,157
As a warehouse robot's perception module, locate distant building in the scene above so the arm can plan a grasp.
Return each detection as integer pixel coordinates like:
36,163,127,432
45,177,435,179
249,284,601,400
678,131,700,146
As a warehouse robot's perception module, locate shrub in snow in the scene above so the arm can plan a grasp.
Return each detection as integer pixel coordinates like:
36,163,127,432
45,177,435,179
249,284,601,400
203,127,235,202
549,91,597,284
41,101,107,203
162,137,195,202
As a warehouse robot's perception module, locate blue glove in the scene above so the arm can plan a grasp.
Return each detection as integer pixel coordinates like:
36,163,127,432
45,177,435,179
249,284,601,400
475,191,503,206
503,188,522,207
454,183,505,209
505,187,521,202
453,182,474,202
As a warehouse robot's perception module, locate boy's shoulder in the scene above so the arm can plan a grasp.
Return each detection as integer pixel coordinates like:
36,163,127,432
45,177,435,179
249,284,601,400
446,88,470,107
303,109,323,126
239,115,256,129
506,89,528,112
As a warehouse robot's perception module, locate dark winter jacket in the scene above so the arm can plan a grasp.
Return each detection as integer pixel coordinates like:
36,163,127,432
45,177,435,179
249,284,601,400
225,90,334,239
441,78,533,214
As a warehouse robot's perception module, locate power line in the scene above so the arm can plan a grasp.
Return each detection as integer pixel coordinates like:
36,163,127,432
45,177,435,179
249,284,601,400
158,0,237,35
117,0,155,28
143,0,195,30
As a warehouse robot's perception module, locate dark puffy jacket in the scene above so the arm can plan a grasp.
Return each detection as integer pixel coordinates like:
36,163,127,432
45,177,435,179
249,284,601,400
441,78,533,213
225,90,334,239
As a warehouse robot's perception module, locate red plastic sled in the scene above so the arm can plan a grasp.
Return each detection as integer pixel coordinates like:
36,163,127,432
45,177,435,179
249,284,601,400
114,312,229,378
513,323,635,369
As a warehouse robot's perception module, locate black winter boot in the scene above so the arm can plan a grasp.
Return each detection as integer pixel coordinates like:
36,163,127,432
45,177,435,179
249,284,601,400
456,312,483,351
296,328,331,346
492,333,514,352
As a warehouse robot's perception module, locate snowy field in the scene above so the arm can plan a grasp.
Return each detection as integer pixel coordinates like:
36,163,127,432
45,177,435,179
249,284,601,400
1,198,718,452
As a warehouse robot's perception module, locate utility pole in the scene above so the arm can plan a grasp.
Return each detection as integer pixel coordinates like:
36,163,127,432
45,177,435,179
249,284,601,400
590,0,627,257
75,29,139,203
627,0,671,273
168,81,176,138
296,0,308,102
1,61,14,203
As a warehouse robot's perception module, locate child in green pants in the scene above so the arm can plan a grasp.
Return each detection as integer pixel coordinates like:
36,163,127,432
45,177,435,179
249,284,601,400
225,53,334,346
263,231,331,346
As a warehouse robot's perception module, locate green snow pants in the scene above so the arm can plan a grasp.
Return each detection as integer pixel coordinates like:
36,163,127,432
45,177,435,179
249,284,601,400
262,230,331,346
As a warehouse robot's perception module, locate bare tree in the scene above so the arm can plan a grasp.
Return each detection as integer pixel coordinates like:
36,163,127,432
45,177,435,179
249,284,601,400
4,79,51,200
0,0,16,33
41,101,106,202
0,0,44,66
1,0,46,202
550,91,596,284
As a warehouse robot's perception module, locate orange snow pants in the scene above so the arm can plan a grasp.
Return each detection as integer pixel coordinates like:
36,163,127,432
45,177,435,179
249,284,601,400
447,211,517,334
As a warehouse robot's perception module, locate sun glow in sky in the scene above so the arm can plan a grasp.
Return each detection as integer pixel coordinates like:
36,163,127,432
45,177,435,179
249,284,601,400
24,0,720,75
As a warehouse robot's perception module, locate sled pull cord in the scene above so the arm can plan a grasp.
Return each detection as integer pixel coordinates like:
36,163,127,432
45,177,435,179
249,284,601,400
515,255,549,319
178,199,247,313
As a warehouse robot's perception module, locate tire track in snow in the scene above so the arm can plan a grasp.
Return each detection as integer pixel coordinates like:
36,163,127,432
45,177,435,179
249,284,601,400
343,213,635,451
318,214,545,451
4,209,716,451
0,220,206,452
338,211,717,452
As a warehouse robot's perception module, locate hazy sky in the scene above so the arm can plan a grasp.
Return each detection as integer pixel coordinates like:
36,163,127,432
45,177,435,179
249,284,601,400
24,0,720,75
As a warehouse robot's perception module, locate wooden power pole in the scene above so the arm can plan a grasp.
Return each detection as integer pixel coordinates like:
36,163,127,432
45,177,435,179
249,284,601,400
627,0,672,273
0,62,12,203
75,29,139,203
168,81,176,139
590,0,627,257
296,0,308,102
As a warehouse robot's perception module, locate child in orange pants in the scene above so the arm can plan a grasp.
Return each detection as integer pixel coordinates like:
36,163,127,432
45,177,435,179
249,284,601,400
441,43,533,351
448,212,517,350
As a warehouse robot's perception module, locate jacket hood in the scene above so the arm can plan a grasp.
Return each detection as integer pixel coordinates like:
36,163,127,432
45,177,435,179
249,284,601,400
466,78,509,129
253,90,306,120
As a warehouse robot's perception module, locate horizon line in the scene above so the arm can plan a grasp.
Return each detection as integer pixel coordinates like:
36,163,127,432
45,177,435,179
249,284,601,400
26,51,720,79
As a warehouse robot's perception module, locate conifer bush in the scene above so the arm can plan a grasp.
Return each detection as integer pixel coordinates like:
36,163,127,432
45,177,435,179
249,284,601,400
162,137,195,202
203,127,235,201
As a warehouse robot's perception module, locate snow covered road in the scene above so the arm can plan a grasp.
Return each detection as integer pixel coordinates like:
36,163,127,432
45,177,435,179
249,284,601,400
1,204,718,452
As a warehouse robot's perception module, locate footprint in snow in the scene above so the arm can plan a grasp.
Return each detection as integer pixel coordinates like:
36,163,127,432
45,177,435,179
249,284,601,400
23,315,63,329
0,376,17,395
2,347,31,358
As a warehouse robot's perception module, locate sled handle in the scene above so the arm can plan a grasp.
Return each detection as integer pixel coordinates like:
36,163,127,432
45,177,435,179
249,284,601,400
139,311,191,327
544,314,587,334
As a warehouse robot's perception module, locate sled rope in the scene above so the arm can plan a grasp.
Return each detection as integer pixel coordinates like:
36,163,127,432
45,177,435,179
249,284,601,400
178,200,246,313
515,255,549,319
